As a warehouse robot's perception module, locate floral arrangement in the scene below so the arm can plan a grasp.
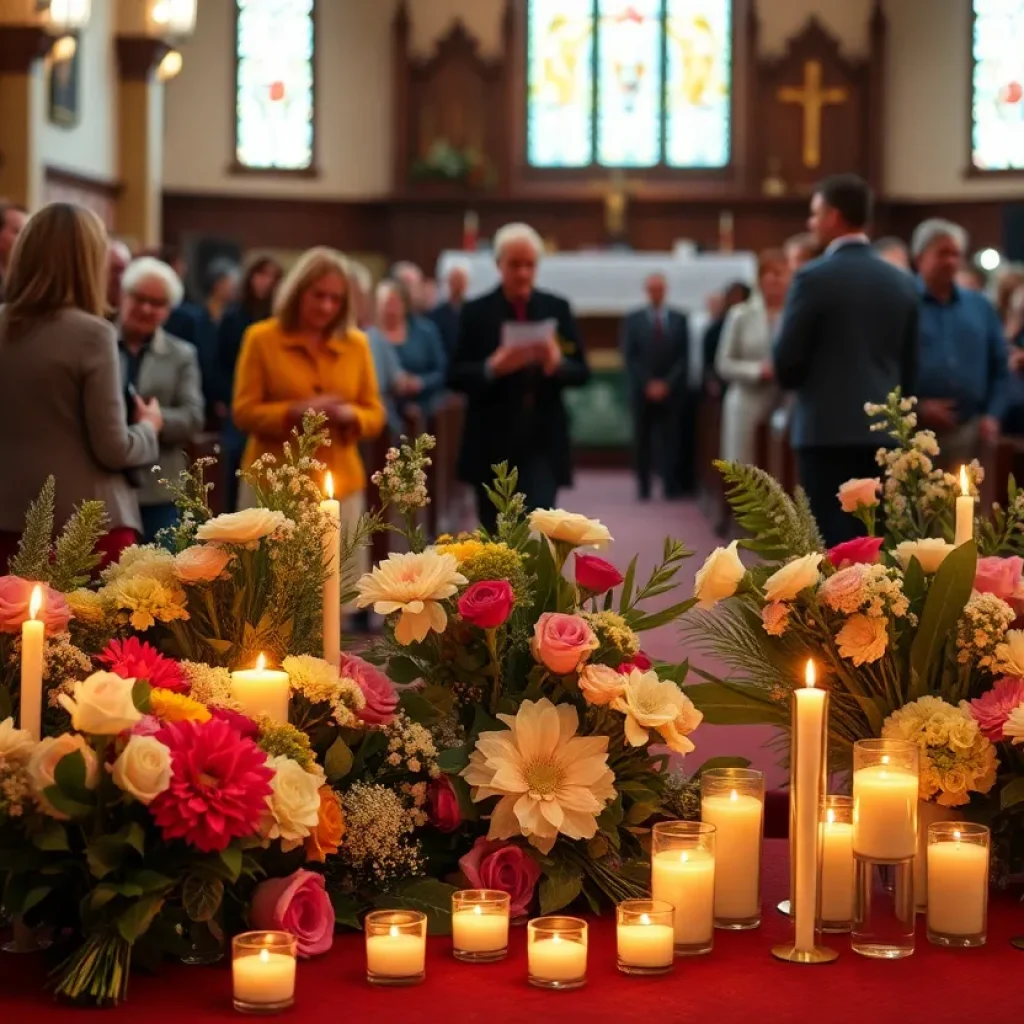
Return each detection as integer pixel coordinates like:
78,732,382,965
351,447,724,920
686,390,1024,878
410,138,496,189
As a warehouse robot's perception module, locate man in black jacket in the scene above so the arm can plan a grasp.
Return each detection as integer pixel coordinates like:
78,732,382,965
774,174,919,546
449,222,590,531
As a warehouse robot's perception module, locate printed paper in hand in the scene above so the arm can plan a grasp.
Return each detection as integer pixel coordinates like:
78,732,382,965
501,318,557,349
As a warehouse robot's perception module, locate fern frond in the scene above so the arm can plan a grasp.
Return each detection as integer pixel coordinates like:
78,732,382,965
10,477,55,581
792,485,825,553
714,461,822,562
49,501,110,592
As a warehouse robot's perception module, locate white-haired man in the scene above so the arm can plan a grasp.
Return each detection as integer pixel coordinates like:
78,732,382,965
449,222,590,531
390,260,427,313
429,261,470,357
912,218,1009,461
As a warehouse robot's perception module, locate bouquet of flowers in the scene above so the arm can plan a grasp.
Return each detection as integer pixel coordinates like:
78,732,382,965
686,390,1024,878
351,440,727,919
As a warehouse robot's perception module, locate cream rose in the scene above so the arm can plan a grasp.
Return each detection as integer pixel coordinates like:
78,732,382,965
835,613,889,666
58,671,142,735
173,544,233,584
578,664,627,706
111,735,171,805
837,478,881,513
0,716,35,765
894,539,955,575
994,629,1024,676
764,553,823,603
195,508,292,546
694,540,745,608
262,756,324,852
28,734,99,818
529,509,612,549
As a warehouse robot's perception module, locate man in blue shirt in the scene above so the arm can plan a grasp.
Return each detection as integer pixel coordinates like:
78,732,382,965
912,219,1009,463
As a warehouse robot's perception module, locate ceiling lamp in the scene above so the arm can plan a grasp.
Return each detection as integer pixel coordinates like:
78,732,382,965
37,0,92,34
157,49,183,82
149,0,197,38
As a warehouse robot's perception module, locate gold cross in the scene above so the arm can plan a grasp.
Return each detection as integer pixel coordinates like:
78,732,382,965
777,60,848,169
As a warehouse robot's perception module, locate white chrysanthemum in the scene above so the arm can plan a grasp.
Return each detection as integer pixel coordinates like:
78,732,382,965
101,544,176,586
282,654,365,724
356,550,467,645
611,669,703,755
462,697,616,854
196,508,292,547
1005,704,1024,744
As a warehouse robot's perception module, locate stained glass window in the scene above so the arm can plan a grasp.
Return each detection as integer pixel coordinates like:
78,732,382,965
235,0,315,171
527,0,731,169
971,0,1024,171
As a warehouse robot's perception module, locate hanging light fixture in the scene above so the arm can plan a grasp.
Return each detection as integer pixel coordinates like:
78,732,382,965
149,0,197,38
37,0,92,34
156,49,184,82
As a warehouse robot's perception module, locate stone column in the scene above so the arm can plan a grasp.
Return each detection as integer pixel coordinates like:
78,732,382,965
0,26,49,209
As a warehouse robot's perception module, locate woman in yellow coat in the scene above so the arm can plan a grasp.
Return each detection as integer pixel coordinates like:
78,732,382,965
233,246,385,592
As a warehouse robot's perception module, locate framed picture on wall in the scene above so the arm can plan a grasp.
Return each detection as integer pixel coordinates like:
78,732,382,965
48,36,80,128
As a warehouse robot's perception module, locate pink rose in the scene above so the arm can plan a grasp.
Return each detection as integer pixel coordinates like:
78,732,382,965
427,775,461,833
837,478,881,513
458,580,514,629
616,650,652,675
530,613,598,676
974,557,1024,603
341,654,399,725
574,553,624,595
828,536,884,568
459,838,541,918
967,676,1024,741
0,576,71,634
249,869,334,958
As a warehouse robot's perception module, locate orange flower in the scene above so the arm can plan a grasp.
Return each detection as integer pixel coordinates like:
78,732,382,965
305,786,345,863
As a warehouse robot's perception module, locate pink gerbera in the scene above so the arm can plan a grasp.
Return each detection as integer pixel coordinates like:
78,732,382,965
150,718,273,852
98,637,188,693
967,677,1024,741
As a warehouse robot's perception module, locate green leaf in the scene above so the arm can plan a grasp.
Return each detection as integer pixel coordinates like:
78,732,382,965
686,680,789,726
399,690,439,725
324,737,354,782
448,774,479,822
331,891,362,931
629,598,697,633
1000,776,1024,811
53,750,89,801
625,801,658,825
182,875,223,923
132,679,152,715
470,703,502,742
373,878,457,936
909,540,977,700
21,885,52,914
436,744,470,774
387,656,423,685
217,845,243,883
116,894,164,944
126,870,175,895
123,822,145,857
41,785,93,822
87,837,128,881
901,555,926,607
618,555,638,613
596,794,623,833
539,859,583,915
691,756,752,776
31,820,70,853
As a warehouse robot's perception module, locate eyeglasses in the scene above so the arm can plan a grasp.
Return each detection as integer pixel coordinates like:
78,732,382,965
129,292,169,310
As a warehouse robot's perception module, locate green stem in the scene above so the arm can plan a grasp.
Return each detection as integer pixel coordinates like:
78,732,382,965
486,628,501,714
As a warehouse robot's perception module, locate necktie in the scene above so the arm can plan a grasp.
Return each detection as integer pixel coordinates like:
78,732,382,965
513,299,528,322
653,311,664,343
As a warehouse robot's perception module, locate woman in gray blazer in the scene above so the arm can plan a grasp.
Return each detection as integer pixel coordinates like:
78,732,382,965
117,257,205,543
0,203,163,569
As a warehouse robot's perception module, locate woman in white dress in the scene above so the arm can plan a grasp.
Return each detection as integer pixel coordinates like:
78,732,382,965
716,249,791,465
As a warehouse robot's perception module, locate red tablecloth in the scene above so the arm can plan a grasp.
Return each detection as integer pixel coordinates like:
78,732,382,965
1,841,1020,1023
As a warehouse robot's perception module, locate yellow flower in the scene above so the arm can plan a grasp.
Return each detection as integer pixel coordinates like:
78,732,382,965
102,576,189,632
150,689,211,724
356,550,467,645
764,553,822,603
694,541,745,608
835,613,888,666
66,588,107,626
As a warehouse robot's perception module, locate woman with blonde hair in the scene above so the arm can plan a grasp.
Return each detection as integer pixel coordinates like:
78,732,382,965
0,202,162,568
232,247,385,607
716,248,789,465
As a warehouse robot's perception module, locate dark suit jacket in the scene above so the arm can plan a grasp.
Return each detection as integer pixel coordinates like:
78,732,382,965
774,242,919,449
448,286,590,487
621,306,690,402
428,301,462,359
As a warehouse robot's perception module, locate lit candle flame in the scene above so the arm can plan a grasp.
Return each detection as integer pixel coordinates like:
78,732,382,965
255,652,266,672
640,913,651,926
324,471,334,501
258,948,270,964
473,904,482,917
804,659,816,688
959,465,969,496
552,934,562,945
881,755,890,766
28,584,42,622
826,808,836,825
954,829,962,843
389,925,399,939
729,789,738,802
679,851,689,864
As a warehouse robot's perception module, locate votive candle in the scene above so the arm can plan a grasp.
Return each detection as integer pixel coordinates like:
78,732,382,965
819,796,855,930
451,890,510,962
852,739,919,862
230,653,290,725
650,820,716,955
364,910,426,985
232,931,297,1014
927,822,989,947
527,917,587,990
616,900,674,975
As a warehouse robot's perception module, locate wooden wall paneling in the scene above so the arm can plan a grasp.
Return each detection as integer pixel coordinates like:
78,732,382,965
43,166,121,230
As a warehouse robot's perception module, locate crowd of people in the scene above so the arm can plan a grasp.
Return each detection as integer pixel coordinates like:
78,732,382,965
2,180,1024,579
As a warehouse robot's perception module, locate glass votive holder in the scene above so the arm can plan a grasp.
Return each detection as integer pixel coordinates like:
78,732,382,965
364,910,427,986
232,931,297,1015
650,820,716,955
700,767,764,930
527,916,587,990
451,889,511,962
616,899,675,975
819,795,855,933
927,822,990,948
852,738,919,863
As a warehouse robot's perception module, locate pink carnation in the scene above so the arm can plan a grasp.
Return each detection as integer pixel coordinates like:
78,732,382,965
459,838,541,918
966,677,1024,741
149,718,273,852
761,601,791,637
341,654,399,725
98,637,188,693
974,557,1024,603
828,536,884,568
250,869,334,958
0,575,71,634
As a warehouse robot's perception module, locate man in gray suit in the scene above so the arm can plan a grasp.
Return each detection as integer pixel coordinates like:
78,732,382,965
774,174,919,546
622,273,690,500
